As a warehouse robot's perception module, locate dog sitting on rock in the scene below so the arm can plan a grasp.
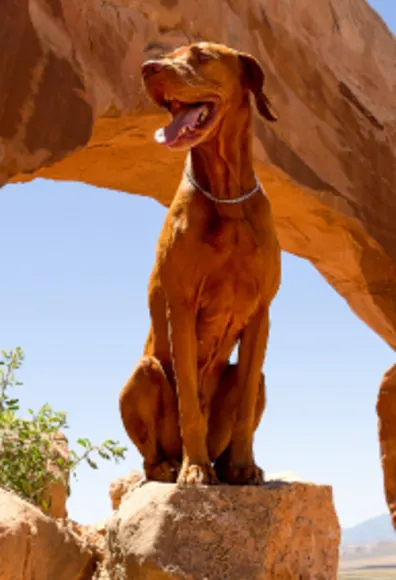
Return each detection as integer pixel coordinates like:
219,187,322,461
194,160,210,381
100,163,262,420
119,42,281,486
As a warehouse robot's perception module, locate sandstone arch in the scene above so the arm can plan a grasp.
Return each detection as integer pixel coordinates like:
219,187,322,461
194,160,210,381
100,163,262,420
1,0,395,525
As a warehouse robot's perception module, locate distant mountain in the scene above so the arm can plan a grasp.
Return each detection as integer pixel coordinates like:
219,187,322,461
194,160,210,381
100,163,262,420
342,514,395,546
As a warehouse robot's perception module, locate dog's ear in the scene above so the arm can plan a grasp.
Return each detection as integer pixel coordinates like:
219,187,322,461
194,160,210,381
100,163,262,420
239,53,278,122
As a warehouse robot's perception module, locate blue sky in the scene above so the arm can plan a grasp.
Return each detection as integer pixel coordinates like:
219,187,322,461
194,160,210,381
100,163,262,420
1,1,395,529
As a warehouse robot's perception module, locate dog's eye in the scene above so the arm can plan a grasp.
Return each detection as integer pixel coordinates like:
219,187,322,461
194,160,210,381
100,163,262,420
196,51,212,64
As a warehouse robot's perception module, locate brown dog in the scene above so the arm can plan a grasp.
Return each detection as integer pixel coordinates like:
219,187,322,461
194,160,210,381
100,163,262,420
119,42,281,485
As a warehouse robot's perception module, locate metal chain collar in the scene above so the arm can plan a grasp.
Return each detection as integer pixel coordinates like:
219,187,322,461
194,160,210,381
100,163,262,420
184,168,261,204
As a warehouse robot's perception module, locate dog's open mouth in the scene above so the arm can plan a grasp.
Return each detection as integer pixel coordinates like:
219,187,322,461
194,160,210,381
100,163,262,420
154,99,217,148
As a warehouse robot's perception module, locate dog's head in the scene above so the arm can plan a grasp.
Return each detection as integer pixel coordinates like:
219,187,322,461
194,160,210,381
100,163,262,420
142,42,277,151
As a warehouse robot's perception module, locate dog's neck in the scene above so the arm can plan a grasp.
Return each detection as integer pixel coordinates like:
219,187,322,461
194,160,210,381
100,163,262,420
188,96,256,212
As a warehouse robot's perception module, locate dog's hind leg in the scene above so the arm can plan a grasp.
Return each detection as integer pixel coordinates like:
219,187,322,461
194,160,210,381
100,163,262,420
119,356,182,482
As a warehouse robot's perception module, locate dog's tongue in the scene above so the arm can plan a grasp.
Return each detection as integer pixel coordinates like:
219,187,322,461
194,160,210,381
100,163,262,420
154,104,205,146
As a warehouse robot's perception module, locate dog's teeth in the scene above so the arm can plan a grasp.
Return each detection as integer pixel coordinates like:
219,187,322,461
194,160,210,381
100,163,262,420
197,106,209,126
154,128,166,143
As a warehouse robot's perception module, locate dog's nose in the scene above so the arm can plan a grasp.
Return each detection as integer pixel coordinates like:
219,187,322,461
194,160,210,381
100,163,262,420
142,60,164,79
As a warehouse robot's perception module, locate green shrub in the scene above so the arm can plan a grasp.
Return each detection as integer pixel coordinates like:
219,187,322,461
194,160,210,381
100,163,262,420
0,347,126,510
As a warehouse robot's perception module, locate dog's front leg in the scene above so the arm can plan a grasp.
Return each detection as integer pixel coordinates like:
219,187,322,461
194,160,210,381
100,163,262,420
219,305,269,485
167,301,218,485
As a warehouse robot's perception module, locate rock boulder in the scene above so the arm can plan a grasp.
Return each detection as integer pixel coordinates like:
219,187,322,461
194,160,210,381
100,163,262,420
104,478,340,579
0,488,97,580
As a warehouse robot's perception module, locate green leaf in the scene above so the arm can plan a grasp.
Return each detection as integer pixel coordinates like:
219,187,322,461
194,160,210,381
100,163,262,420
98,450,111,460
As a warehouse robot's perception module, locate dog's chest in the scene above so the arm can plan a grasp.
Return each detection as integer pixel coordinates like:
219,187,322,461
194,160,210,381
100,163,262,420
198,261,260,319
196,220,265,340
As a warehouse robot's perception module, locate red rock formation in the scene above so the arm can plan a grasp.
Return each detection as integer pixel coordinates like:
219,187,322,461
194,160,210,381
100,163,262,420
377,364,396,530
1,0,395,523
0,488,97,579
105,476,341,579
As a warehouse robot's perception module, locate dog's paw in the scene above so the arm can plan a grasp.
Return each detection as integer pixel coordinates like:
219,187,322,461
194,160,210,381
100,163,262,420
177,461,219,486
145,458,181,483
215,461,265,485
